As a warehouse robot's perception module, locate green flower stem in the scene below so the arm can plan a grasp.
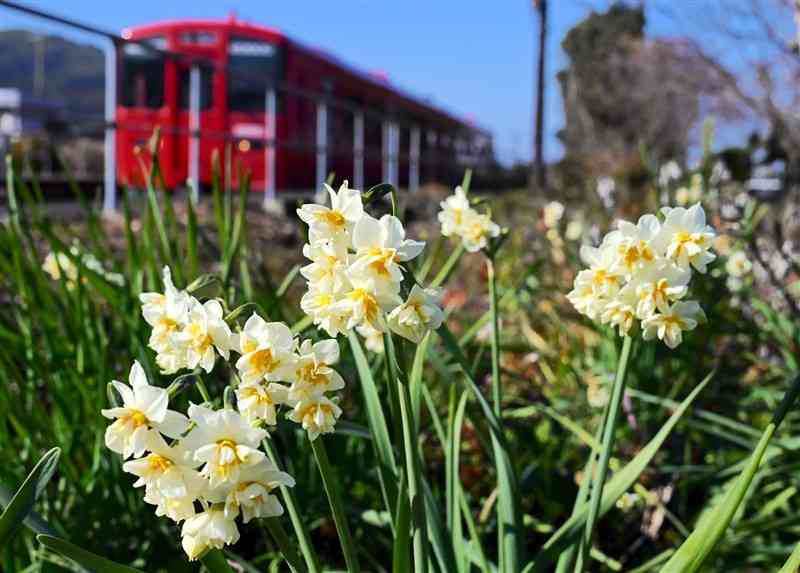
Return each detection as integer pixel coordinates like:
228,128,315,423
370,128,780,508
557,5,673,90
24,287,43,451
195,378,212,404
385,333,429,573
262,439,321,573
488,255,520,571
430,243,465,288
488,258,502,416
265,517,307,573
310,437,360,573
576,335,634,573
556,399,610,573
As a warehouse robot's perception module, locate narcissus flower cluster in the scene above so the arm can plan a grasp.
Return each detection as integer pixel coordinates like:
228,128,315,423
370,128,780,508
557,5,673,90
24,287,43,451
437,185,501,252
567,204,716,348
298,182,444,345
140,267,232,375
102,362,294,561
103,266,355,559
43,242,124,290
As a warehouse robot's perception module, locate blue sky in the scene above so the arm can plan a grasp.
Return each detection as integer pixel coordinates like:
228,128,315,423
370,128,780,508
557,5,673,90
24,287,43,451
0,1,781,165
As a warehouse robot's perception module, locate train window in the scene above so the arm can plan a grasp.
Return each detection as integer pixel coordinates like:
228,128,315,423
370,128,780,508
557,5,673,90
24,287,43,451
178,66,214,110
228,38,282,112
120,39,166,109
179,31,218,45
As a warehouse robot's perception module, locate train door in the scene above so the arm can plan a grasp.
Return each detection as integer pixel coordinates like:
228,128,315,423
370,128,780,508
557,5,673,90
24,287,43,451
116,38,168,187
174,30,223,189
227,37,283,192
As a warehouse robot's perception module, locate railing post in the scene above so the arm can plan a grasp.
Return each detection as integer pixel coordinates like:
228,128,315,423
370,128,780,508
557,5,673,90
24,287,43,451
353,111,364,191
409,125,420,193
389,121,400,187
102,39,117,213
263,87,277,210
315,99,328,199
188,64,201,203
381,119,389,183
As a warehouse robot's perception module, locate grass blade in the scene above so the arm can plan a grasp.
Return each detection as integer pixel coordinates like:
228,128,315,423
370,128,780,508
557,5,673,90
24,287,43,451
37,535,144,573
348,332,399,516
526,372,713,572
660,374,800,573
0,448,60,547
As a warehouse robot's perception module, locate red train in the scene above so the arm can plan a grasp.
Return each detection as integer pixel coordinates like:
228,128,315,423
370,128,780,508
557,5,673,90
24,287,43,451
117,16,493,194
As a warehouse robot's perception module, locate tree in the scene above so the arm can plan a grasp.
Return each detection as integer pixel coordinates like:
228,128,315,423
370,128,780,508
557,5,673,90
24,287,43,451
531,0,549,195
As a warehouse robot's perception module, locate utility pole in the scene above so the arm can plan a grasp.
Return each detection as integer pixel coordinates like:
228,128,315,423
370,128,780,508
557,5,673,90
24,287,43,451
531,0,548,195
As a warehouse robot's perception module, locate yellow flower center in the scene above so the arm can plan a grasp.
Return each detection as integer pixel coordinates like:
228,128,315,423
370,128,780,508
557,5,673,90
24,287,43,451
672,232,701,257
663,315,687,330
158,316,179,331
318,210,346,227
123,410,149,428
297,362,329,386
314,293,333,307
186,323,213,353
592,269,618,288
367,248,398,277
147,453,173,473
241,385,273,405
248,348,277,373
348,288,379,323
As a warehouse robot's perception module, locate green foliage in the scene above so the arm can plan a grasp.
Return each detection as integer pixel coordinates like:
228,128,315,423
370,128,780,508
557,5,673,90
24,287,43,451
3,144,800,573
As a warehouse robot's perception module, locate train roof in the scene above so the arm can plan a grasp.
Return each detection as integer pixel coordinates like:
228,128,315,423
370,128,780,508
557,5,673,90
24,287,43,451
122,17,490,137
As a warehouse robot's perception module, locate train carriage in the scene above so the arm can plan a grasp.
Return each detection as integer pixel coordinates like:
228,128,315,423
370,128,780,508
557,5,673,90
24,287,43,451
117,16,493,194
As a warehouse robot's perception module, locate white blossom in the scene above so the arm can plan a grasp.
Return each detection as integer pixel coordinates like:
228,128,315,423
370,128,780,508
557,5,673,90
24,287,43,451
641,301,705,349
182,405,267,488
181,508,240,561
387,285,444,343
101,361,188,459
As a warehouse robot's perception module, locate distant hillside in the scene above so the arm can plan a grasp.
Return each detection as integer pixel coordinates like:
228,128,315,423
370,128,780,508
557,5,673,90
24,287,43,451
0,29,104,115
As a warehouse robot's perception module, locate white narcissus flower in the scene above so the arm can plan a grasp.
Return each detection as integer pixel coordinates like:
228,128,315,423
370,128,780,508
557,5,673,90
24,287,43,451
623,263,691,319
655,204,716,273
565,219,584,241
335,277,402,331
349,214,425,289
437,185,471,237
289,339,345,401
387,285,444,343
140,267,191,353
122,433,204,500
460,209,501,253
101,361,189,459
181,507,240,561
234,315,297,385
542,201,565,229
297,181,363,248
236,382,289,425
658,161,682,187
300,240,350,294
300,286,349,337
600,288,638,336
182,404,267,488
176,299,232,374
567,236,624,320
287,394,342,441
726,251,752,278
356,322,385,354
214,460,295,523
42,251,78,284
147,488,199,523
641,301,705,349
609,214,660,278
